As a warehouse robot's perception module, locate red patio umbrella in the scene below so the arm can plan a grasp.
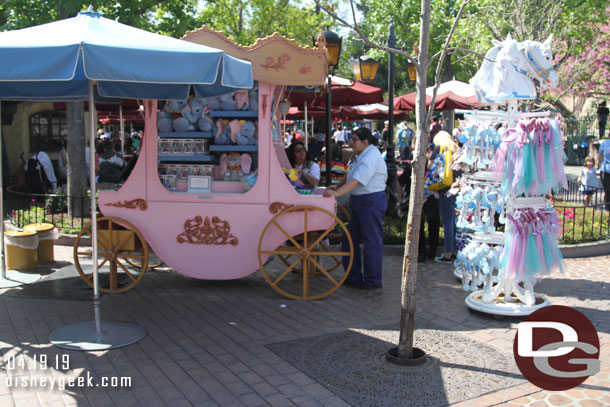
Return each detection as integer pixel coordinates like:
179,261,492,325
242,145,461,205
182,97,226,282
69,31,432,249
286,105,356,121
286,76,383,108
394,80,480,111
351,103,409,120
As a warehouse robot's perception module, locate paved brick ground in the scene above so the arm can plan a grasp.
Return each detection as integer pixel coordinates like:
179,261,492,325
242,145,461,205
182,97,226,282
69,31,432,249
0,243,608,406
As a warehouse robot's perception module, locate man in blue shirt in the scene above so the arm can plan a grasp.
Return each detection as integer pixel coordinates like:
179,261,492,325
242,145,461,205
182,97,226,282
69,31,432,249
324,127,388,289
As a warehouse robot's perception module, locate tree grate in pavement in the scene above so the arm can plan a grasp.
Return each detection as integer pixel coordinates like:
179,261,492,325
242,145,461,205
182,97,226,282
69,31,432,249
266,321,525,406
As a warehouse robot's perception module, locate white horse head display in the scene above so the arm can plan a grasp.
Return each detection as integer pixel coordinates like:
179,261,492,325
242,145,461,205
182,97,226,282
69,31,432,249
469,34,558,104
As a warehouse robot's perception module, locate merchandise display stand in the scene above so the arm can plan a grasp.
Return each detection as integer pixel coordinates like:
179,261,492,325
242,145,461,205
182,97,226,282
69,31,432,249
463,109,559,316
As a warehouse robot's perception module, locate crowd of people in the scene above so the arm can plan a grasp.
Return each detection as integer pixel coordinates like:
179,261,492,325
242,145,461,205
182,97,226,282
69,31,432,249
24,129,142,194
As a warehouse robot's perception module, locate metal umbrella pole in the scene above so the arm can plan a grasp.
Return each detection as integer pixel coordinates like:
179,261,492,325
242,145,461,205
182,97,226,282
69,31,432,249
49,81,147,350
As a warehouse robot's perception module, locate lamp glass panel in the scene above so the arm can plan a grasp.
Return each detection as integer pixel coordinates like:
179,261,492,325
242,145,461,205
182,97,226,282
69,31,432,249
279,100,291,114
408,63,417,81
327,43,341,68
361,59,379,82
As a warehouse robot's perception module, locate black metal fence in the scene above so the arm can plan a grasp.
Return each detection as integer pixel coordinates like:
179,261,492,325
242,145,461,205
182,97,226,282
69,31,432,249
4,181,610,244
564,117,598,165
4,185,91,233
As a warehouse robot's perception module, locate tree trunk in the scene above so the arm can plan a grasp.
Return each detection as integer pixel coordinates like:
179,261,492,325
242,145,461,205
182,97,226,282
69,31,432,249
397,0,431,360
66,102,89,218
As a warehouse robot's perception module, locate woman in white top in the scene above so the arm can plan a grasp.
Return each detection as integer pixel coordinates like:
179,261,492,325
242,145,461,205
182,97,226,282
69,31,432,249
287,140,320,188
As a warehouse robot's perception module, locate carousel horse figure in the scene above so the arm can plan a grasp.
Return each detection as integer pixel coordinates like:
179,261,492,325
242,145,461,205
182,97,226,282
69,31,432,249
470,34,558,104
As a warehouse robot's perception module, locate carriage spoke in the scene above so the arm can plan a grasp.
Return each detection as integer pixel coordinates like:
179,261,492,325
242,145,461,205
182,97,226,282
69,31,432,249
303,210,308,249
272,257,300,286
271,220,303,249
311,251,351,256
307,221,339,249
302,258,309,298
261,248,299,256
76,250,93,257
117,252,146,260
308,257,339,285
117,261,138,282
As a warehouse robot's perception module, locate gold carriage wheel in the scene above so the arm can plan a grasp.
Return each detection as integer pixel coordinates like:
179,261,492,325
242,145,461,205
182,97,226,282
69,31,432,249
277,202,351,273
73,216,149,294
124,246,165,270
257,205,354,300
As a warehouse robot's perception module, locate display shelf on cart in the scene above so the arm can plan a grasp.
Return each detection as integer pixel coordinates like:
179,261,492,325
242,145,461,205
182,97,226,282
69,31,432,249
158,131,213,138
210,145,258,152
158,154,215,162
209,110,259,118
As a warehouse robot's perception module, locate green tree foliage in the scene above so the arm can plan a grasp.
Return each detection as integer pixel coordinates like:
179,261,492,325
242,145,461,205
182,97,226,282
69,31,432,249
452,0,609,112
196,0,333,46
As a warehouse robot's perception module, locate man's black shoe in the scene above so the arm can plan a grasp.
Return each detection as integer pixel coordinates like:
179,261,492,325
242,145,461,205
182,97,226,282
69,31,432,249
343,280,365,289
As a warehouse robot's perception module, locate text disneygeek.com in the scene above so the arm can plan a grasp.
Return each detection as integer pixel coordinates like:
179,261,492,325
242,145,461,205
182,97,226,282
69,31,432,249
5,372,132,390
4,354,131,390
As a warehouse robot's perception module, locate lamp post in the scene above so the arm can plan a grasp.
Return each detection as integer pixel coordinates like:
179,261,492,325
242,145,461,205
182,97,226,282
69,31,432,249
385,22,398,210
278,99,291,144
321,30,342,186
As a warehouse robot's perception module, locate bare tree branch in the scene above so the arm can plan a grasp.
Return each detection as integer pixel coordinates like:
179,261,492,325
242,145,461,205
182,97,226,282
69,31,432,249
427,0,470,116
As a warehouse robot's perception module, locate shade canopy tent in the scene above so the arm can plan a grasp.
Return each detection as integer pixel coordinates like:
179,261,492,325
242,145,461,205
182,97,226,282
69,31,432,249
286,76,383,108
0,10,253,350
286,106,357,121
351,103,409,120
286,103,408,122
394,80,480,111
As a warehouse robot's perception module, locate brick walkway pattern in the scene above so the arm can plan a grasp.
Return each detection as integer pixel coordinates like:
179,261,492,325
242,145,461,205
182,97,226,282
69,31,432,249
0,243,608,406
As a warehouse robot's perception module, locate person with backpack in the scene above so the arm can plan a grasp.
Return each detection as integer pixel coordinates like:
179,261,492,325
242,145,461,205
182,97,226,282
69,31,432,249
97,138,125,184
25,149,57,194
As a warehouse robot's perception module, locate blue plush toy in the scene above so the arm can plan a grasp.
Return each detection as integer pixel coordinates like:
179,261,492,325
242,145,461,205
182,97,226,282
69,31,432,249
219,92,237,111
198,114,214,132
237,121,257,145
182,98,206,125
207,96,221,111
165,99,187,113
157,111,173,133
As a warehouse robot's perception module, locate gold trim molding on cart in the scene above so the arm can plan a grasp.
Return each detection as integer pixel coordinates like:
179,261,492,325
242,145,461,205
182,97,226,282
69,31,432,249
177,215,238,246
182,27,328,86
105,198,148,210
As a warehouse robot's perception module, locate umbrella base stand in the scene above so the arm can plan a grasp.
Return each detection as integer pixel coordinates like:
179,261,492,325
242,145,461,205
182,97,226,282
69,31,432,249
0,270,41,288
50,321,147,351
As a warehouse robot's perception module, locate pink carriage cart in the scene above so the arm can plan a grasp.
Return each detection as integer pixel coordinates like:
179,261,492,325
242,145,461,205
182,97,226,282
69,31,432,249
73,30,354,300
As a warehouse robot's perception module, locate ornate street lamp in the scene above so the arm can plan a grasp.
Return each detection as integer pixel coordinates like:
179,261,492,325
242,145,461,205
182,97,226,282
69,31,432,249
319,30,342,186
352,56,380,83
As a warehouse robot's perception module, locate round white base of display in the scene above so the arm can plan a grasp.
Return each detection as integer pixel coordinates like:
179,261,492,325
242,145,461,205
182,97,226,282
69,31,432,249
465,290,550,316
50,321,147,351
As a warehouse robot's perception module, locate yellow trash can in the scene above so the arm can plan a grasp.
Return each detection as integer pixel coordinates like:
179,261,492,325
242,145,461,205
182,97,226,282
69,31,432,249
23,223,57,265
4,230,38,271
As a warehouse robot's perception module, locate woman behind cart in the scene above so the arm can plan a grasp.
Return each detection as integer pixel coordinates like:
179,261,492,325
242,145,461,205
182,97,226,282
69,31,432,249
286,140,320,188
323,127,387,289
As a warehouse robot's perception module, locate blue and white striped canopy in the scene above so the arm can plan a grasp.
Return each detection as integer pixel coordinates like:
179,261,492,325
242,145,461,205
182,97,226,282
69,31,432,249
0,11,253,101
